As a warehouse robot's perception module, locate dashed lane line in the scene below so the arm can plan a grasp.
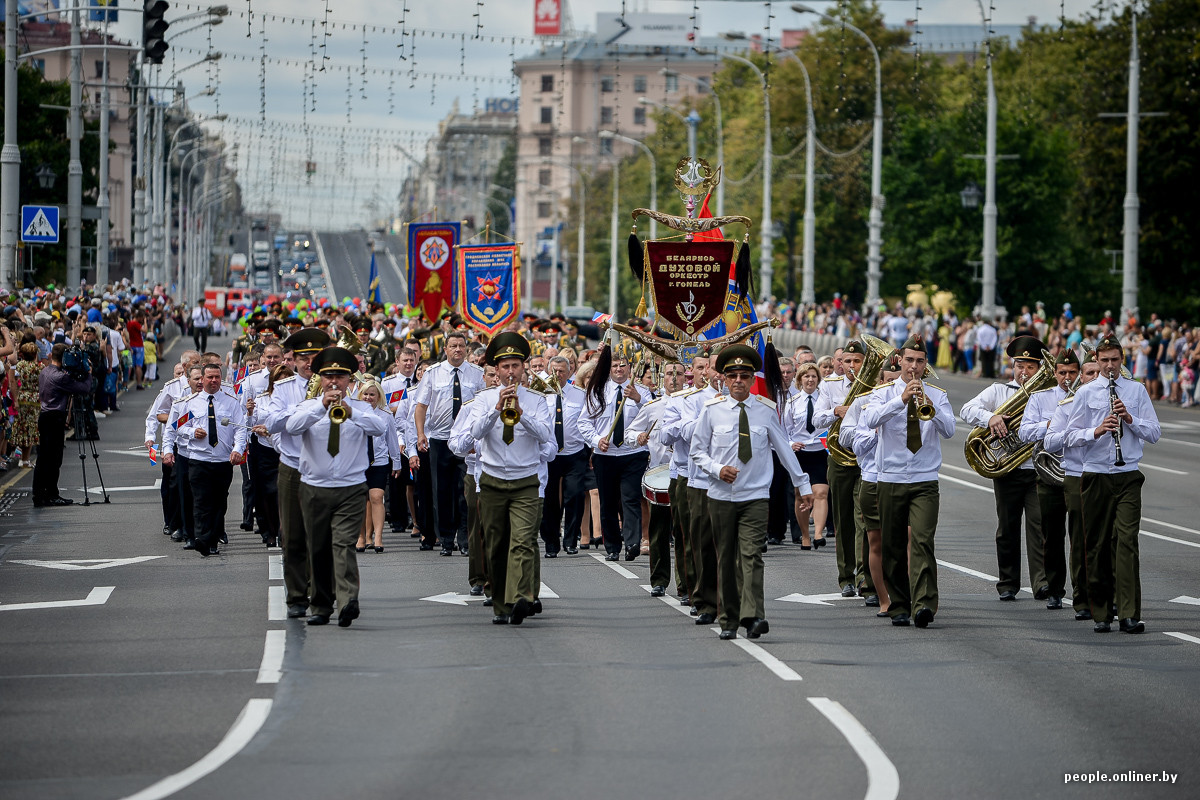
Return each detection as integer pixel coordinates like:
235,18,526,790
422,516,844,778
268,553,282,581
589,551,638,579
809,698,901,800
256,631,285,685
267,586,285,621
1164,632,1200,646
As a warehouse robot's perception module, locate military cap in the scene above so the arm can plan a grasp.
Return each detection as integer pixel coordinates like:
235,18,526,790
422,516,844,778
715,344,762,374
1054,349,1080,367
485,331,531,365
1095,334,1122,354
1005,335,1044,362
284,315,303,330
248,310,267,323
899,335,926,353
843,340,866,356
383,318,397,328
256,318,284,336
313,317,332,329
283,328,332,355
541,321,563,335
311,346,358,375
1081,349,1097,364
351,316,372,333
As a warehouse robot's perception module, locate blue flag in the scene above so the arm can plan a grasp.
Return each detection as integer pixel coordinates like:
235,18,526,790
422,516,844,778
367,252,381,304
89,0,117,22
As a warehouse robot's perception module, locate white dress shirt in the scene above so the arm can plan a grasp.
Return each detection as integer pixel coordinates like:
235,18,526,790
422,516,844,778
381,370,416,413
262,374,311,471
960,381,1033,470
627,396,671,469
840,393,879,483
578,380,649,457
546,384,588,457
163,388,248,463
976,322,998,351
448,398,482,478
285,397,389,487
241,367,270,400
786,388,825,450
674,386,719,490
690,394,812,503
1018,386,1068,445
144,375,188,443
412,360,484,440
659,389,702,481
860,380,956,483
1043,396,1085,478
1061,375,1161,473
812,374,850,430
366,406,401,467
469,385,554,481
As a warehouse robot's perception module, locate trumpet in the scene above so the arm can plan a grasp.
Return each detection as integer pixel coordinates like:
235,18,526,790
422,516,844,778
499,376,521,427
328,388,348,425
904,365,936,421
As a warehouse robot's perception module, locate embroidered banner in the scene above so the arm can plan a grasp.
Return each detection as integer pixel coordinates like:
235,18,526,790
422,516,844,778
644,240,736,337
407,222,460,322
456,243,520,336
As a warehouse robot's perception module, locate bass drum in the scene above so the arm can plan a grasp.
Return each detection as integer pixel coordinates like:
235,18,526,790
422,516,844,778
641,464,672,506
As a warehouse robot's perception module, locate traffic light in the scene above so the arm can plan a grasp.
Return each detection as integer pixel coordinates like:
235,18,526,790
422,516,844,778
143,1,170,65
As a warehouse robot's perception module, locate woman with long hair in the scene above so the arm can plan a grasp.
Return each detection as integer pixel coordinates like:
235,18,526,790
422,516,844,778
787,362,829,549
355,378,399,553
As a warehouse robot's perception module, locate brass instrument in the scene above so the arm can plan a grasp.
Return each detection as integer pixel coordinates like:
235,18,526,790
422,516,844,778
529,371,562,395
963,352,1057,478
329,401,348,424
499,376,521,427
913,384,936,421
826,334,892,467
304,325,360,401
1031,368,1085,486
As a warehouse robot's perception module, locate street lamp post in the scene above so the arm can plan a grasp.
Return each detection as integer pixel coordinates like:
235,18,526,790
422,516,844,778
1,0,21,289
661,69,724,216
599,130,656,242
793,4,884,309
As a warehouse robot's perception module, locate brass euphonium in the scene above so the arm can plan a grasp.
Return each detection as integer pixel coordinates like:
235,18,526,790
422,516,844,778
963,351,1056,478
826,334,892,468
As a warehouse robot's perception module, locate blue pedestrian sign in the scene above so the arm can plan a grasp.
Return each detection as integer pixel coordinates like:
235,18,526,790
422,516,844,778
21,205,60,244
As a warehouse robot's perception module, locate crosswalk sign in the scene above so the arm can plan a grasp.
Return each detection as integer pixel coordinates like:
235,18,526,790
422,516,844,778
21,205,59,244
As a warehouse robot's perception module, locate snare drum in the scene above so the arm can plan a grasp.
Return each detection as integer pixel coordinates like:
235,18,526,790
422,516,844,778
641,464,672,506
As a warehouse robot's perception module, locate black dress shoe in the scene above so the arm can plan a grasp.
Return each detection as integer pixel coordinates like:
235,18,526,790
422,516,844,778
863,595,880,607
840,585,856,598
891,614,911,626
460,548,469,557
509,598,533,625
195,540,211,557
46,497,73,506
814,537,827,549
419,543,434,551
1093,620,1111,633
439,547,453,556
624,547,639,562
307,614,330,626
1046,596,1063,609
1075,609,1092,621
694,613,716,625
209,546,220,556
718,629,737,640
170,529,185,541
162,524,172,536
766,537,783,546
605,553,619,562
679,596,691,606
492,614,509,624
746,618,770,639
483,597,493,607
998,590,1017,602
220,532,228,544
287,604,308,618
914,608,933,628
1033,585,1050,600
564,546,579,555
761,544,768,553
532,599,543,615
337,599,360,628
182,540,196,550
650,586,666,597
239,522,254,531
1119,618,1145,634
470,585,484,596
545,551,558,559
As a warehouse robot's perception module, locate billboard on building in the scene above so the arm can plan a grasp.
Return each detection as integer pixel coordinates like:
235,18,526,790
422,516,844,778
18,1,60,21
534,0,562,36
596,13,695,47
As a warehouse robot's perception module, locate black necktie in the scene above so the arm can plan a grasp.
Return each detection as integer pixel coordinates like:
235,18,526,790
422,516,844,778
555,394,565,451
451,367,462,420
806,394,815,434
906,399,922,454
327,413,340,457
737,402,752,463
207,396,218,448
612,387,626,447
367,435,375,464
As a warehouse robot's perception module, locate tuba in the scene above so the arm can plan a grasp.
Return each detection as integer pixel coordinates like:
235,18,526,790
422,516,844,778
964,351,1057,478
826,334,893,467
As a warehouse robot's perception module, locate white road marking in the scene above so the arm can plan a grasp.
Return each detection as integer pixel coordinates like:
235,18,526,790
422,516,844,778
84,480,161,494
1144,517,1200,537
9,556,164,571
419,591,485,606
539,582,559,599
1164,632,1200,646
939,474,993,493
1168,596,1200,607
1140,462,1188,475
268,554,282,581
936,559,999,582
267,586,286,620
642,585,695,616
119,698,274,800
256,630,285,684
809,698,900,800
940,464,982,477
589,552,638,579
776,591,862,606
1140,530,1200,550
0,586,114,612
709,627,803,681
1159,437,1200,449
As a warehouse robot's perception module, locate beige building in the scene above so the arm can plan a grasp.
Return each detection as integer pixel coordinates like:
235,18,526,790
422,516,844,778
512,38,721,309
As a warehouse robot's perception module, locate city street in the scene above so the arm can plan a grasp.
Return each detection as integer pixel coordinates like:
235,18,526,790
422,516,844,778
0,344,1196,800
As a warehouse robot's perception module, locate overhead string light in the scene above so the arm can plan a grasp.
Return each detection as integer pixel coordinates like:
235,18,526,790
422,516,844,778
474,0,483,40
309,20,318,113
835,0,847,116
397,0,409,61
320,0,332,72
362,26,370,100
911,0,922,103
245,0,252,38
410,30,418,89
259,12,267,125
763,1,774,91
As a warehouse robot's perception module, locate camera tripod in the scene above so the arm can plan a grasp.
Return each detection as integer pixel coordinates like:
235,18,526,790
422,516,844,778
71,393,110,505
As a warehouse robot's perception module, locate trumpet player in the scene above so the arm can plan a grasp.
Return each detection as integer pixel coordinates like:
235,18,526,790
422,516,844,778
861,337,954,628
1017,349,1081,610
1061,335,1161,634
959,334,1047,602
283,347,390,628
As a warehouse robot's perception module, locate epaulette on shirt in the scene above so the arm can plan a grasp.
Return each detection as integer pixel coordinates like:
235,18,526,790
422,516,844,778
460,397,476,406
274,375,298,385
924,383,945,393
1057,395,1076,406
754,394,777,410
705,394,727,406
221,389,239,400
874,380,897,389
822,374,844,382
177,392,198,403
671,386,701,397
166,375,183,386
1030,386,1055,395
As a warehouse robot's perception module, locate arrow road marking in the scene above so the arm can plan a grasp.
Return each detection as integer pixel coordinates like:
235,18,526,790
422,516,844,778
84,480,161,494
0,586,114,611
420,591,486,606
776,591,862,606
1169,596,1200,606
539,582,559,599
9,556,165,571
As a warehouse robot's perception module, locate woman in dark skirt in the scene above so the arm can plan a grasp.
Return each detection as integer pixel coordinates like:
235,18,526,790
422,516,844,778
786,362,829,549
356,379,400,553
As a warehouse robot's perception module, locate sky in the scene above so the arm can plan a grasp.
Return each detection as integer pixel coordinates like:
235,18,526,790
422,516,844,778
69,0,1118,228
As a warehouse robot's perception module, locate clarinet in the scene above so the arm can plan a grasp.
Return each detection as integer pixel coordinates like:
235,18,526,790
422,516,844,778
1107,372,1126,467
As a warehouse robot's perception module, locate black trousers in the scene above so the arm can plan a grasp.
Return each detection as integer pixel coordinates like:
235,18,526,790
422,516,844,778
766,452,798,542
189,460,233,549
240,461,254,528
1036,479,1069,599
980,347,997,379
192,326,208,352
992,469,1044,595
540,448,589,553
249,439,280,538
160,461,181,532
175,451,195,541
429,438,468,550
387,468,411,532
415,449,437,546
592,451,649,555
32,410,68,502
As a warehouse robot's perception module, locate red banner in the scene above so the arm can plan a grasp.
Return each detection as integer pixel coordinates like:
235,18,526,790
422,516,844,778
407,222,460,323
644,240,736,337
534,0,562,36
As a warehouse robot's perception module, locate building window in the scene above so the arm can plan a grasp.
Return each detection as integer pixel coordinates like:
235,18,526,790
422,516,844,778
633,75,647,94
538,136,553,156
541,74,554,92
665,73,679,92
539,106,553,124
633,107,646,126
538,169,552,187
94,60,104,78
696,76,711,93
599,139,613,155
600,106,613,125
600,76,614,93
538,202,551,218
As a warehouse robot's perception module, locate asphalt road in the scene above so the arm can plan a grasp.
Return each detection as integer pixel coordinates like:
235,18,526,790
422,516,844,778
315,231,409,308
1,352,1197,800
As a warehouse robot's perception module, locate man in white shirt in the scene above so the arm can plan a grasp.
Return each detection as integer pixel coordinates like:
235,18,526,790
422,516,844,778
960,335,1046,601
660,354,710,608
975,317,999,379
382,345,419,534
191,304,212,352
413,331,485,556
1062,335,1161,633
539,356,589,556
144,349,200,540
691,345,813,640
861,337,955,628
